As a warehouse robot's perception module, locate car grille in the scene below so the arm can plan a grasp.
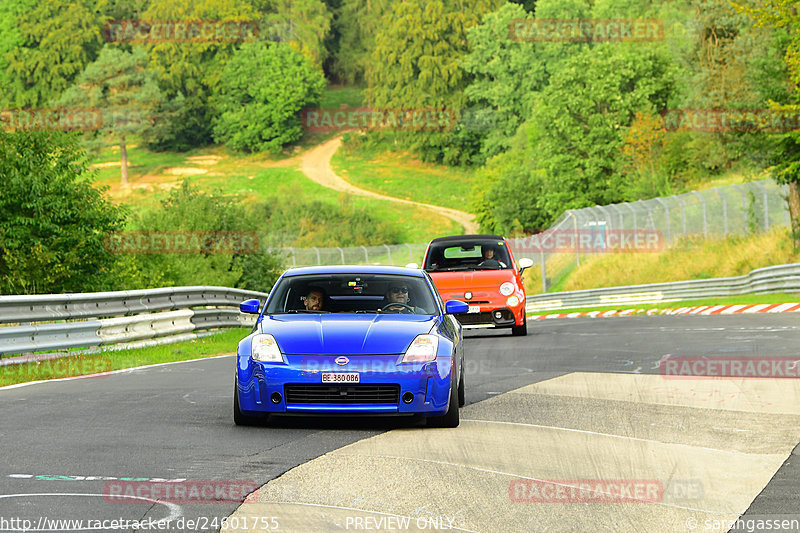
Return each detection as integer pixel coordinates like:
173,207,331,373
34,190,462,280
285,384,400,404
456,312,494,325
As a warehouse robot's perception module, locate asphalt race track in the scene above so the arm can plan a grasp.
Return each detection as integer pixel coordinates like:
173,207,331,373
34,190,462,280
1,313,800,532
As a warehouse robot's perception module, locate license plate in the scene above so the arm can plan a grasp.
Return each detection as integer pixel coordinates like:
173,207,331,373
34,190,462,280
321,373,360,383
468,305,481,314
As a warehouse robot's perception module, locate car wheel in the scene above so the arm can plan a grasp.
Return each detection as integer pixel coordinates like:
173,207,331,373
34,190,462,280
233,380,265,426
457,364,465,407
511,313,527,336
428,372,460,428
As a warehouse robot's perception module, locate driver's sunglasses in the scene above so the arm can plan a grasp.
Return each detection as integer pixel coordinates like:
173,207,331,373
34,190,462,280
390,287,409,294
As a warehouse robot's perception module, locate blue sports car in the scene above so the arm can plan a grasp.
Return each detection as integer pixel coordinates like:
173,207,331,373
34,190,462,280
235,265,469,427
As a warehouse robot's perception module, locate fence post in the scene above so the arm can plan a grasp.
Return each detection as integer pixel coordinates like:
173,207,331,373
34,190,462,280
406,243,414,264
337,247,345,264
571,211,580,267
714,187,728,237
654,198,671,246
312,247,321,266
289,247,296,267
691,191,708,238
753,181,770,231
360,245,369,264
675,196,687,237
732,184,748,234
384,244,392,265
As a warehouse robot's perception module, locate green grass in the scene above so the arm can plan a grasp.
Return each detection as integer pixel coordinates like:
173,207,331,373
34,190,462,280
528,292,800,316
0,328,248,387
319,85,365,108
331,143,476,212
90,141,461,243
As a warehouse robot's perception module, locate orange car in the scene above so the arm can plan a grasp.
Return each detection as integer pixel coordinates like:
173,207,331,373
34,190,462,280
421,235,534,336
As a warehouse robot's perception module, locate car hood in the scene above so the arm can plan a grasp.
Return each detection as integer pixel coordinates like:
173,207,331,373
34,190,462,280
428,270,516,292
259,314,437,355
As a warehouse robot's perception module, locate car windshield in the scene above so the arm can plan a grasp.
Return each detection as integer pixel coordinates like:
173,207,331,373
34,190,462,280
423,240,512,271
264,273,438,315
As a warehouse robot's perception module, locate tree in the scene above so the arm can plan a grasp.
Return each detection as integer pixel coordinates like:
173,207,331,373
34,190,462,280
0,0,36,107
366,0,503,165
0,130,127,294
212,41,325,153
140,0,259,150
526,44,676,221
4,0,105,108
330,0,393,84
735,0,800,244
462,3,545,161
251,0,333,68
56,46,164,186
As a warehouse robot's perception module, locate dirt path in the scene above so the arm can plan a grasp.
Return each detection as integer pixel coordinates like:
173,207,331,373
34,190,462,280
298,136,479,234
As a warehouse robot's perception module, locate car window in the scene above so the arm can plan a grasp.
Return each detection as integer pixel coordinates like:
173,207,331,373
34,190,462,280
424,240,512,271
264,274,437,315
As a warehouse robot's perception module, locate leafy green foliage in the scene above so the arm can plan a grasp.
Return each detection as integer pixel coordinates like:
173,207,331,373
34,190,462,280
0,130,127,294
366,0,503,165
252,191,402,248
330,0,392,84
4,0,105,108
0,0,36,107
252,0,333,67
212,41,325,153
140,0,258,151
55,46,164,184
128,181,283,289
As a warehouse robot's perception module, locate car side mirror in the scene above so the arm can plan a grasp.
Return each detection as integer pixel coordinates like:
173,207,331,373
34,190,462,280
518,258,534,273
239,298,261,314
445,300,469,314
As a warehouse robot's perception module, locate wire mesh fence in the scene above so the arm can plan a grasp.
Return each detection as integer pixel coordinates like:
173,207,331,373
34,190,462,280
274,178,791,293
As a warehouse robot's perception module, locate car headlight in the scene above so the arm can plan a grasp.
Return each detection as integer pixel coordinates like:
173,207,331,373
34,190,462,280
401,334,439,363
500,282,515,296
507,295,520,307
251,334,285,363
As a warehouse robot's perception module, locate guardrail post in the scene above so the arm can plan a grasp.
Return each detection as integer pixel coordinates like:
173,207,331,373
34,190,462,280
383,244,392,265
714,187,728,237
691,191,708,238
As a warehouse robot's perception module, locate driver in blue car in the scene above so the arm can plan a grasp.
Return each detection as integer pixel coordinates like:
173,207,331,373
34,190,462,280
381,284,425,313
302,286,325,311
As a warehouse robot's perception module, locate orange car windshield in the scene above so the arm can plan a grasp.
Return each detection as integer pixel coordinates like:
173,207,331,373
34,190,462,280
423,241,511,272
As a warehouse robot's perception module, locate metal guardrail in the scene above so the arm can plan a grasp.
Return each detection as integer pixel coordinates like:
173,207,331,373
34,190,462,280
0,287,269,357
525,263,800,312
